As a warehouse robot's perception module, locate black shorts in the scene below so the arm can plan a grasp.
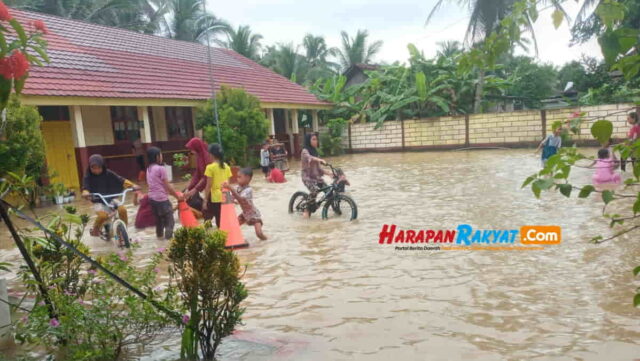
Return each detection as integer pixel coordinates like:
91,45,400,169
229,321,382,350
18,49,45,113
261,166,269,175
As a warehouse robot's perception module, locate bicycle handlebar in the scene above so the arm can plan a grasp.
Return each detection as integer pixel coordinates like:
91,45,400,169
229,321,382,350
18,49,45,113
89,188,135,207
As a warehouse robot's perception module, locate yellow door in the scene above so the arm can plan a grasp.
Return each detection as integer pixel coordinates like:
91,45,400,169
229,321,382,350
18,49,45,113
41,121,80,190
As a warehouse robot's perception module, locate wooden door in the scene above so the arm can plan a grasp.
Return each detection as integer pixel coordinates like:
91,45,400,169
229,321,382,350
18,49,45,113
41,121,80,190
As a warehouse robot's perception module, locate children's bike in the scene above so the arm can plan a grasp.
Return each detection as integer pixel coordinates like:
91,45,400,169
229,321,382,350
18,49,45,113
90,188,134,248
288,164,357,221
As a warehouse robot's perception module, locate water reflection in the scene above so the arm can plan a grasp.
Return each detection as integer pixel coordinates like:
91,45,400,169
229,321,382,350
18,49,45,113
2,149,640,360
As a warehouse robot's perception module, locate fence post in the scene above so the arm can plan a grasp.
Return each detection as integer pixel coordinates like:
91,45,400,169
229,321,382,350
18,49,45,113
541,109,547,139
464,114,470,147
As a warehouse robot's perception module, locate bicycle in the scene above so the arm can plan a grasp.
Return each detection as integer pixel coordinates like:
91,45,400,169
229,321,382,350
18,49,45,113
288,163,358,221
89,188,135,248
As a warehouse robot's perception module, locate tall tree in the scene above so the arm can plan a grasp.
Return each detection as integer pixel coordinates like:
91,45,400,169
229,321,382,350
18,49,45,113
217,25,262,60
436,40,463,58
426,0,567,113
336,29,383,71
167,0,228,43
260,44,307,84
302,34,338,84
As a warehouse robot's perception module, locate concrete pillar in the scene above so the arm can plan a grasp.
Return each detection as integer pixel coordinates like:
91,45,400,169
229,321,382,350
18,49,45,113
70,105,85,148
291,109,300,158
285,109,293,155
138,106,152,144
312,110,319,132
267,108,275,136
0,279,12,349
70,105,88,187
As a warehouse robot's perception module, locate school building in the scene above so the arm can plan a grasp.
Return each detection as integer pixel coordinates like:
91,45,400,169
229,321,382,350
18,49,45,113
13,9,331,191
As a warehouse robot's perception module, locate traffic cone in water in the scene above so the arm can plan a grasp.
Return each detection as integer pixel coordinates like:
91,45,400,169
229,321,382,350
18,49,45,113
176,192,199,228
220,189,248,249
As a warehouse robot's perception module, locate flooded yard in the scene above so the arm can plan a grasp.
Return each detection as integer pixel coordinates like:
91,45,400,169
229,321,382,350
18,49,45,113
2,149,640,360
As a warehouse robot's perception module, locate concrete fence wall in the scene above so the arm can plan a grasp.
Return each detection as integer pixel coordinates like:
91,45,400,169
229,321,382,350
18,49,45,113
333,103,636,152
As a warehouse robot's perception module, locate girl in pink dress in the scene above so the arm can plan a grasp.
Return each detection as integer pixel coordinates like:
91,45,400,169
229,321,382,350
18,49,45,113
593,148,621,186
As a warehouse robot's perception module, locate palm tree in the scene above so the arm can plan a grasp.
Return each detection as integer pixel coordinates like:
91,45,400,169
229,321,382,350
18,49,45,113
436,40,462,58
167,0,229,43
426,0,567,112
336,30,383,71
217,25,263,60
303,34,337,68
261,44,307,84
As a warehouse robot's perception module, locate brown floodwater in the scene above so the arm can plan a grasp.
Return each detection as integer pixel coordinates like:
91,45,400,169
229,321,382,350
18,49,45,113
2,149,640,360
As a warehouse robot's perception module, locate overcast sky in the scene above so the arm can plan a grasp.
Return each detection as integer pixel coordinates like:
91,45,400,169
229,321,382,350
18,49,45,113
207,0,602,67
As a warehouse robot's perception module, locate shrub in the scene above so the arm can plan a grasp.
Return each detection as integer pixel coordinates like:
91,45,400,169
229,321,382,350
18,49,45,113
168,226,247,360
0,96,46,180
197,86,269,166
319,118,347,156
14,206,179,361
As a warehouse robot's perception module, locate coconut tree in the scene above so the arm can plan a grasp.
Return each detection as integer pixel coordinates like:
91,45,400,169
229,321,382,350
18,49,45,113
436,40,463,58
336,29,383,71
426,0,568,112
261,44,308,84
303,34,338,68
217,25,263,60
167,0,229,43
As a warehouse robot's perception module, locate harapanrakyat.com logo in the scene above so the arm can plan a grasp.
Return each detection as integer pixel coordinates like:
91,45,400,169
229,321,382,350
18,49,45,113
378,224,561,251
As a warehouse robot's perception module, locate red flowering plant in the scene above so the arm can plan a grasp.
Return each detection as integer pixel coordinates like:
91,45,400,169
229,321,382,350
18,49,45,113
0,0,49,112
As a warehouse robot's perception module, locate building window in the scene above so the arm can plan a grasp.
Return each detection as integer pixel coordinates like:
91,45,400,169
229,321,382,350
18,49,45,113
111,106,141,142
38,106,70,121
165,107,193,140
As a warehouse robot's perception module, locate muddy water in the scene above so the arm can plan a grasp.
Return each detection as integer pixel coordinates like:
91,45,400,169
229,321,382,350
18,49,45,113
2,149,640,360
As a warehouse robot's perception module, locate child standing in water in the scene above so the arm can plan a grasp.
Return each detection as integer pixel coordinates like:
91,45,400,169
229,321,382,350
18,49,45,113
146,147,183,240
535,125,562,167
82,154,138,237
592,147,621,186
223,168,267,240
260,142,271,178
203,144,232,228
267,162,286,183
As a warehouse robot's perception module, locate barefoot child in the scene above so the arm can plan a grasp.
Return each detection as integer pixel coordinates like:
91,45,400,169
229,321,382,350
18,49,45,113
203,144,232,228
223,168,267,240
82,154,139,237
147,147,183,240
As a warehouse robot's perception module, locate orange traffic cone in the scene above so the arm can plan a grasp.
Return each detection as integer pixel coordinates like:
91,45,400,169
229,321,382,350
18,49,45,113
176,192,199,228
220,189,248,249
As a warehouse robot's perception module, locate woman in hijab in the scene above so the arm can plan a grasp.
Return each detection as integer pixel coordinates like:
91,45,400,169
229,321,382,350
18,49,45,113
183,137,212,211
81,154,138,237
300,133,331,218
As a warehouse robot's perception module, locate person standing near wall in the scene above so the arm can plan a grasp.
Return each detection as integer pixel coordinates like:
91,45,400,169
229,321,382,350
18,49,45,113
132,138,145,182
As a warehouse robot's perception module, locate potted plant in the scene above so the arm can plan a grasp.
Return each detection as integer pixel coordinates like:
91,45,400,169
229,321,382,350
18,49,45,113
38,184,52,207
52,183,66,205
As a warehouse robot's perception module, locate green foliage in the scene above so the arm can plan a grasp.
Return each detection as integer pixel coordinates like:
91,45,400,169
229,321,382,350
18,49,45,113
14,207,178,360
0,97,46,181
500,56,558,108
319,118,347,157
168,226,247,360
173,152,192,181
217,25,262,60
197,86,268,166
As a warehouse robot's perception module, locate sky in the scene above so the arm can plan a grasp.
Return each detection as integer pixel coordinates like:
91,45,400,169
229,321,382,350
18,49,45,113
207,0,602,67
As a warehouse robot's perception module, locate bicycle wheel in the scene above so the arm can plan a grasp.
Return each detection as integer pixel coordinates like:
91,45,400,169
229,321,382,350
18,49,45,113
114,220,130,248
288,191,309,214
322,194,357,221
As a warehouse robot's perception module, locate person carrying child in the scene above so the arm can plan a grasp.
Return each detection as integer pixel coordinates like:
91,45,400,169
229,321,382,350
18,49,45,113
81,154,139,237
267,162,286,183
147,147,183,240
203,144,232,228
222,168,267,240
535,125,562,167
592,147,621,186
271,143,288,171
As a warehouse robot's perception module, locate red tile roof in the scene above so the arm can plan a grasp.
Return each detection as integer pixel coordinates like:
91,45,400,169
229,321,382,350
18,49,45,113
12,9,329,107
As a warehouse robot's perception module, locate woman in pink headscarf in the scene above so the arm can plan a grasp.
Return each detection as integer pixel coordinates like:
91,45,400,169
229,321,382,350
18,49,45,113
183,138,213,211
